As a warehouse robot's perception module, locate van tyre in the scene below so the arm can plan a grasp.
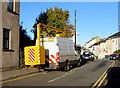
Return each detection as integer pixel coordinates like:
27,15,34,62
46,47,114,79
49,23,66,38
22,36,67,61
64,62,70,71
91,58,94,61
77,59,82,67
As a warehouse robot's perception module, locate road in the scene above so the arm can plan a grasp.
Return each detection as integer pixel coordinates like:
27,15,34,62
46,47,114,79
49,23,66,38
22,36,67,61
2,59,113,87
105,60,120,88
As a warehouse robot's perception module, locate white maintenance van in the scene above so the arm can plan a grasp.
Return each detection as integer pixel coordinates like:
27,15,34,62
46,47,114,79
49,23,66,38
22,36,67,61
24,23,81,71
43,37,81,70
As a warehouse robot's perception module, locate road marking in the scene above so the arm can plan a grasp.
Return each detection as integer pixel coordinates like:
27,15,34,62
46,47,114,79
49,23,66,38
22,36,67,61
0,60,101,84
91,60,115,88
48,60,96,83
48,71,75,83
0,60,91,84
97,60,115,87
92,61,113,87
0,72,47,84
93,60,115,87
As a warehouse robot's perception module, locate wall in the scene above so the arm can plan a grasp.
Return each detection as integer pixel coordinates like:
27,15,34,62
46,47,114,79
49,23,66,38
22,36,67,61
0,1,2,69
2,1,20,68
84,37,100,49
118,37,120,50
92,36,120,59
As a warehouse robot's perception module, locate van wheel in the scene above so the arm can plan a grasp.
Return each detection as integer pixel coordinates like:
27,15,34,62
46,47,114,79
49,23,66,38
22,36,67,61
64,62,70,71
77,59,82,67
91,58,94,61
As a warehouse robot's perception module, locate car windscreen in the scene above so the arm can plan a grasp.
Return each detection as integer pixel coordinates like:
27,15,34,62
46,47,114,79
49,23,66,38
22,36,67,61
83,54,91,57
110,54,116,57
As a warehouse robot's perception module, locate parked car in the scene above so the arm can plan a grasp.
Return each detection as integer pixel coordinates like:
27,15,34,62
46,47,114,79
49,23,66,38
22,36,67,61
109,54,117,60
82,52,93,61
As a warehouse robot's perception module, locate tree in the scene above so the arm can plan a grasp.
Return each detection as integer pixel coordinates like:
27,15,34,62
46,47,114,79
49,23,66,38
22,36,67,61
19,23,34,67
20,23,34,51
64,24,75,38
32,12,48,42
32,7,74,42
46,7,69,29
114,49,120,54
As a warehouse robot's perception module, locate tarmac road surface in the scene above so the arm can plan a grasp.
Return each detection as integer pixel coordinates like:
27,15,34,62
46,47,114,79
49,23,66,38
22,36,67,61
2,59,112,87
105,60,120,88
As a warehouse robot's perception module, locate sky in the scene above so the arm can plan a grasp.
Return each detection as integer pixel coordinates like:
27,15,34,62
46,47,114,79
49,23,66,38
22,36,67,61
119,1,120,31
20,2,118,46
118,2,120,24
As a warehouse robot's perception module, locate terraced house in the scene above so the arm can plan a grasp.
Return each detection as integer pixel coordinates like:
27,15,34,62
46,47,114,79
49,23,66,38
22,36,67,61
0,0,20,68
89,32,120,59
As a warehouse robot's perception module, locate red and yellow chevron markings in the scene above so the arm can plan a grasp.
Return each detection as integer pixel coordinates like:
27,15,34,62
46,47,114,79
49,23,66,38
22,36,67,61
28,49,35,62
49,52,60,63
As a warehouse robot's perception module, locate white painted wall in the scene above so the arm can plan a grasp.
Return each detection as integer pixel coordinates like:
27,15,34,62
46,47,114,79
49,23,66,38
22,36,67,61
91,36,120,59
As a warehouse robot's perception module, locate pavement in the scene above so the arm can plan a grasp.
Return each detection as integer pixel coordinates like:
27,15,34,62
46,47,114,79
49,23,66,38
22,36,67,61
1,67,40,81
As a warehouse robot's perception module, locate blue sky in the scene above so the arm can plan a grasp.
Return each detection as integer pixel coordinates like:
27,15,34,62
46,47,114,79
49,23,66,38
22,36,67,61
20,2,118,46
119,1,120,24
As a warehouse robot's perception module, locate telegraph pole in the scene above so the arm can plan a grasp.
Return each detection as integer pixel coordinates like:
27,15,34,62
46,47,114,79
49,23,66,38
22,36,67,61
118,24,120,32
75,9,77,49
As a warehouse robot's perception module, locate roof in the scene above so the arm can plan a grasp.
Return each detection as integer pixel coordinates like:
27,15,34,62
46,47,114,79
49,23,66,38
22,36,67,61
88,32,120,48
85,36,100,46
106,32,120,40
89,38,106,48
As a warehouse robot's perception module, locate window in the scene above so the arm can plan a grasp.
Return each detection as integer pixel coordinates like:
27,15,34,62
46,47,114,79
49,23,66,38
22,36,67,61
7,0,15,12
3,29,10,49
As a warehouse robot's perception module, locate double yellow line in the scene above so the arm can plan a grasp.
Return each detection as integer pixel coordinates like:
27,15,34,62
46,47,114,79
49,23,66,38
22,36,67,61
91,60,116,88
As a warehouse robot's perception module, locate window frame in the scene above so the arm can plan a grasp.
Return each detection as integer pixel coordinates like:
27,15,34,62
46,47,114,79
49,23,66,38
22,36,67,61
7,0,16,13
3,28,10,50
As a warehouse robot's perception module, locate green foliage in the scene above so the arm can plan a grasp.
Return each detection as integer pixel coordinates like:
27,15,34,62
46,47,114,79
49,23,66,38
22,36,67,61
95,56,98,59
20,23,34,51
19,50,24,59
31,12,48,40
90,52,94,55
19,50,25,68
114,49,120,54
64,24,74,38
19,23,34,67
46,7,69,29
32,7,74,42
34,12,48,25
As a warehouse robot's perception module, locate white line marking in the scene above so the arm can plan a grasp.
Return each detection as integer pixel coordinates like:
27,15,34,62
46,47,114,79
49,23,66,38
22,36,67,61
42,72,47,74
48,60,93,83
48,71,74,83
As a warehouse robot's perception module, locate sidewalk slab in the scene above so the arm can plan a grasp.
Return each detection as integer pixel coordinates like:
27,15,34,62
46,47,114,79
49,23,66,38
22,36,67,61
1,68,39,81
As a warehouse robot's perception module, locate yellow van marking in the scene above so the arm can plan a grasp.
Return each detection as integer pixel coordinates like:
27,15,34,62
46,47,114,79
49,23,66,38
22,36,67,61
60,55,79,57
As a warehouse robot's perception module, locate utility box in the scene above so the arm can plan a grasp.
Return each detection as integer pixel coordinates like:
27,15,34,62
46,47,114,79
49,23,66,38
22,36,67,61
24,46,45,65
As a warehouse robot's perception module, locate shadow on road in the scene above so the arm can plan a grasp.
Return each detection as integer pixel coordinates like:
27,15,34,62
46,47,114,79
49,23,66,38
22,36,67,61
105,67,120,88
44,61,88,72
